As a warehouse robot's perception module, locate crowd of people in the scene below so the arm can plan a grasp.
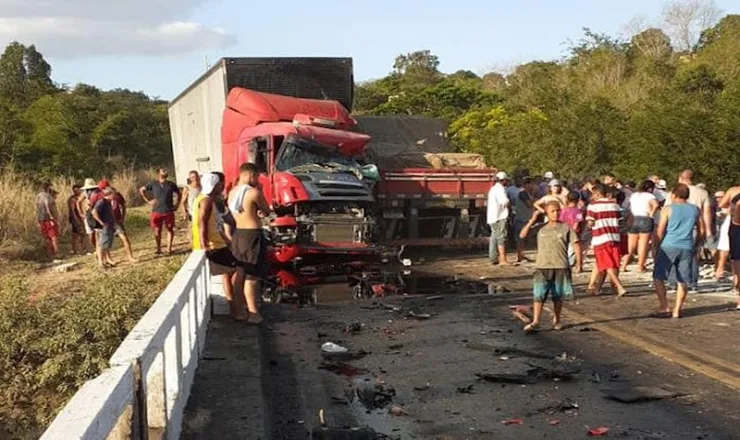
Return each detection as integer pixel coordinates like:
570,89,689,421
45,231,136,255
487,169,740,331
33,165,270,324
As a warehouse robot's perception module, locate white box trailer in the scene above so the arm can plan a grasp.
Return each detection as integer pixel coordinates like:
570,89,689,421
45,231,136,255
168,57,354,185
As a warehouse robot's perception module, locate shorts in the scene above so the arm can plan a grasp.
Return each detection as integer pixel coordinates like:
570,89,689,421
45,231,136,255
489,219,508,244
150,212,175,230
730,223,740,261
594,242,621,271
39,220,59,240
654,247,693,283
513,219,528,243
206,247,238,276
717,216,730,252
533,269,573,302
84,218,94,235
69,217,84,235
231,229,266,280
628,216,653,234
115,222,126,235
98,227,115,250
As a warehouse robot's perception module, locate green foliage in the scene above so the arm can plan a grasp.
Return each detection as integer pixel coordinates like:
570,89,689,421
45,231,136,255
0,256,185,439
0,42,172,179
356,14,740,189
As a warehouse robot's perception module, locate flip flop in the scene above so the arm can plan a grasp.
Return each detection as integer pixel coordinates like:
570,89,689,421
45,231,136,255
552,323,564,331
523,323,540,333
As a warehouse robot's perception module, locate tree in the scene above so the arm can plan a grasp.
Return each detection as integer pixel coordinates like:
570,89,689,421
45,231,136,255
630,28,673,59
662,0,722,52
0,42,27,106
392,50,442,88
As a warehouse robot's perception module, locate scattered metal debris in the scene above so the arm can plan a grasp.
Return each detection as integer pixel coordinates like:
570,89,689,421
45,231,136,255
456,384,475,394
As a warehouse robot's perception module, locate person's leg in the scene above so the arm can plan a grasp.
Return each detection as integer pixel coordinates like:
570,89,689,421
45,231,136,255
154,224,163,254
166,227,174,255
606,268,626,295
530,301,543,327
637,233,651,272
552,300,563,327
221,272,236,317
489,226,497,263
525,271,547,331
673,283,688,318
622,233,638,271
118,228,136,262
497,220,509,265
244,278,263,324
653,279,670,313
232,268,248,320
715,250,729,279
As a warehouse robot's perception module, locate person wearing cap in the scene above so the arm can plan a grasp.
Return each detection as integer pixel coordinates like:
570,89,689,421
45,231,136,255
91,187,117,269
487,171,511,265
533,179,568,214
140,168,181,255
192,173,243,320
538,172,555,197
78,178,100,255
36,181,60,260
654,179,668,205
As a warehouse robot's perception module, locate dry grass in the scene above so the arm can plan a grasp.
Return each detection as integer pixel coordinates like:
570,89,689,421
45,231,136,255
0,167,158,258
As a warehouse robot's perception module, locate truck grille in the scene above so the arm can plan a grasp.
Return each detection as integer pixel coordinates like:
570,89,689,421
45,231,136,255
315,223,356,243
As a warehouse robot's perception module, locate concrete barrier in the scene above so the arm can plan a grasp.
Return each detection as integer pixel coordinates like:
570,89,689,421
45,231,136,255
41,251,218,440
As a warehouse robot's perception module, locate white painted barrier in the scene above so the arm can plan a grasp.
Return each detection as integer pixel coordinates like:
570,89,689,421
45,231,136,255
41,251,217,440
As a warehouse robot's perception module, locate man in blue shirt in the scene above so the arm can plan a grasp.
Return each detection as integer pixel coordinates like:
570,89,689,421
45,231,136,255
652,184,706,319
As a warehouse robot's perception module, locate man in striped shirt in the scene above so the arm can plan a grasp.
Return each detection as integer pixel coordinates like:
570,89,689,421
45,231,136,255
586,183,628,296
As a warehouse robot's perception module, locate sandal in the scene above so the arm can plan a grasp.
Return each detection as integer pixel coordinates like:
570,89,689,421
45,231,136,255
552,322,564,331
523,323,540,333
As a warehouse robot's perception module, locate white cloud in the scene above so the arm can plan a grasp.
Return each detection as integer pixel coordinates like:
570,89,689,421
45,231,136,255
0,0,236,57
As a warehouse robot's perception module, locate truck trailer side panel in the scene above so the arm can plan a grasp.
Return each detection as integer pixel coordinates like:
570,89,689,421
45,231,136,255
168,63,227,185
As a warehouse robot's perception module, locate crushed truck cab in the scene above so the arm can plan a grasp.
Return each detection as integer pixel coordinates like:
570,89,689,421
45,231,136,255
221,88,379,263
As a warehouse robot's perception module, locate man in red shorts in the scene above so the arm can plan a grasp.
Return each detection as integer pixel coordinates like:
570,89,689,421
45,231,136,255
586,183,628,296
139,168,181,255
36,182,60,261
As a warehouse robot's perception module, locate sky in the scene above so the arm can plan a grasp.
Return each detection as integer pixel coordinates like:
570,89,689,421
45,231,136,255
1,0,737,100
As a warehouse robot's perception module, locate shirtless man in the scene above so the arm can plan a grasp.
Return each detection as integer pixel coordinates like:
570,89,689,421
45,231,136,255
67,184,86,255
228,163,270,324
718,186,740,309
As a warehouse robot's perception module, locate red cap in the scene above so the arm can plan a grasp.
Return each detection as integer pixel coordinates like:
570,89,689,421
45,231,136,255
98,179,111,189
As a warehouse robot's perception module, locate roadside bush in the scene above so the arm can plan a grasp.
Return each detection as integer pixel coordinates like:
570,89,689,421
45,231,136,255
0,256,185,439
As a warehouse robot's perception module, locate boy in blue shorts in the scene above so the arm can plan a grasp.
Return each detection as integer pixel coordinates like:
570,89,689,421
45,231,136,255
519,201,582,332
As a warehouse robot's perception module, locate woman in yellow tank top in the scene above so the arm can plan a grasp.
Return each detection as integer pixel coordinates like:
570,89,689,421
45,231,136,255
191,191,226,250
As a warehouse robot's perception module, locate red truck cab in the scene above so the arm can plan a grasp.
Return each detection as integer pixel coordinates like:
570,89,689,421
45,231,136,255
221,88,379,264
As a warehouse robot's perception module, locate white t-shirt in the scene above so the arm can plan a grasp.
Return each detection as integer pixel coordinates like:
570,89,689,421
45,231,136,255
628,192,656,217
487,183,509,224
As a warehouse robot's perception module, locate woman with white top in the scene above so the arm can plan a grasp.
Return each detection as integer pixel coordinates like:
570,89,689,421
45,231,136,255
622,180,660,272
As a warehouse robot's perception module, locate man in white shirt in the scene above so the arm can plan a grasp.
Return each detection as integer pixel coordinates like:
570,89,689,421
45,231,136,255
488,171,511,265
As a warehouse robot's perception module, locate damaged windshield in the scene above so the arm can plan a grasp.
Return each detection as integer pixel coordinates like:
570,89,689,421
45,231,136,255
275,137,360,172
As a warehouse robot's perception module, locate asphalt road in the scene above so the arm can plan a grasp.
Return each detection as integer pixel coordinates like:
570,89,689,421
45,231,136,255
259,253,740,440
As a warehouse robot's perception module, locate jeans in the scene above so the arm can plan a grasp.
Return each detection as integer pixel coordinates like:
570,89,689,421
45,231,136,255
489,220,508,262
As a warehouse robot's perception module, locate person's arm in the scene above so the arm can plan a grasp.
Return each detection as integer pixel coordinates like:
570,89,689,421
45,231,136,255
198,197,213,250
42,196,54,221
222,221,234,244
140,184,154,205
696,208,706,242
571,230,583,272
533,197,547,214
519,210,539,239
656,207,670,243
718,187,739,209
702,200,713,237
247,184,271,217
91,203,104,225
172,185,182,212
120,197,127,221
648,198,659,217
181,186,190,215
